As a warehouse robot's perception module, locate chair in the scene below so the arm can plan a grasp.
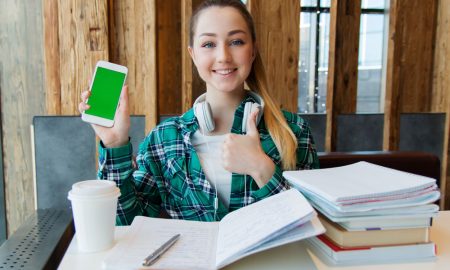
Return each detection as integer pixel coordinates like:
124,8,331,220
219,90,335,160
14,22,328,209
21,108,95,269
32,115,146,210
336,113,384,151
298,113,326,152
399,113,446,162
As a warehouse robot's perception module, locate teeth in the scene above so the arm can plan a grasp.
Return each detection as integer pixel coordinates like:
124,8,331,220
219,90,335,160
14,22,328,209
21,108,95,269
215,69,235,75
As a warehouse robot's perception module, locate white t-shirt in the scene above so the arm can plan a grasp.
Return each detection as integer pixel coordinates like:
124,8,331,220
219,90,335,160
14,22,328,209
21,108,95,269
191,131,232,208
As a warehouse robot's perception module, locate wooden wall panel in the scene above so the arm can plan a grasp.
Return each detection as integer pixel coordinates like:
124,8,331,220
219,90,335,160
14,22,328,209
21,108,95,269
384,0,438,150
181,0,193,113
43,0,61,115
109,0,157,132
157,0,182,116
58,0,109,115
383,0,402,150
432,0,450,209
181,0,205,112
398,0,438,113
248,0,300,112
0,0,46,235
325,0,361,151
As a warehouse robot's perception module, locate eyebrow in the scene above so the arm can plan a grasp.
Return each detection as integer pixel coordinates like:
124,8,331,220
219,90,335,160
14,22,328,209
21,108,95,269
198,29,247,38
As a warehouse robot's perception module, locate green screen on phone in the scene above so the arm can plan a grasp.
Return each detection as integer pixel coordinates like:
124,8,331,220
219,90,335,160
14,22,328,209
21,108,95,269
85,67,126,120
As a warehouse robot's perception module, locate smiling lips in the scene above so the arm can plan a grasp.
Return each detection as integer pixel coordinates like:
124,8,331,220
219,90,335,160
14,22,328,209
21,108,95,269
213,68,238,75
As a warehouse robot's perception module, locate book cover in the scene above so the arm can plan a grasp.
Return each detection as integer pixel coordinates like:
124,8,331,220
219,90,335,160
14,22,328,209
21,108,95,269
319,215,429,247
307,235,436,265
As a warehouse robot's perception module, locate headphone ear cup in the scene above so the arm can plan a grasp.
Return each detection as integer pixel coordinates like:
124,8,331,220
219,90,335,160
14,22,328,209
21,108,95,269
242,102,262,133
194,102,215,133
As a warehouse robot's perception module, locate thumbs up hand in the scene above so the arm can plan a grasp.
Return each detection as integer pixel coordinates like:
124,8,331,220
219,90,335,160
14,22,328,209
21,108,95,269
222,108,275,187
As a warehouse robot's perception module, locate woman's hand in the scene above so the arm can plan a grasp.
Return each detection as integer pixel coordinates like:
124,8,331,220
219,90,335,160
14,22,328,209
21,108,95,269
222,109,275,187
78,85,131,148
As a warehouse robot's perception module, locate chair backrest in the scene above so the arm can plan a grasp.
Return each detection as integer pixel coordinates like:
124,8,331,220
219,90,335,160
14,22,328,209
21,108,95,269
399,113,446,161
298,114,326,152
33,116,96,209
336,113,384,151
33,115,146,210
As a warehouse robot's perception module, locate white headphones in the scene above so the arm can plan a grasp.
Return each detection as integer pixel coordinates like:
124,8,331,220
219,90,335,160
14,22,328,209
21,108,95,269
193,91,265,134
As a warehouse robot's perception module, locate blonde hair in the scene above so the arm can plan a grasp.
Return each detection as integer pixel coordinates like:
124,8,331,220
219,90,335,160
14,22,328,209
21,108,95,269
190,0,298,170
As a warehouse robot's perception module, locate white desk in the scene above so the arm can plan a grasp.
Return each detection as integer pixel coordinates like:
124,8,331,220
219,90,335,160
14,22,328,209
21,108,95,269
58,211,450,270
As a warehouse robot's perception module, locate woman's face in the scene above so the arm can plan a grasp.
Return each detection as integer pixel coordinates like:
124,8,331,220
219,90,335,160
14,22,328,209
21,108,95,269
189,6,255,94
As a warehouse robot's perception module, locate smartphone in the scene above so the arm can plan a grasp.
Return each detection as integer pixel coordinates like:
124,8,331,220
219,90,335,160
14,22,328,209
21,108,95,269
82,61,128,127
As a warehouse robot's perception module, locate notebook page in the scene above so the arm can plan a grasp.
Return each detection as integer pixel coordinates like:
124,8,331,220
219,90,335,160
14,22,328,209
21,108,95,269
102,217,218,270
215,189,314,268
283,161,436,202
217,216,325,268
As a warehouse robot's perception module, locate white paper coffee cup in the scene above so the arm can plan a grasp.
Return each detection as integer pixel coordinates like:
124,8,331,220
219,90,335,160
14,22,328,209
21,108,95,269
68,180,120,253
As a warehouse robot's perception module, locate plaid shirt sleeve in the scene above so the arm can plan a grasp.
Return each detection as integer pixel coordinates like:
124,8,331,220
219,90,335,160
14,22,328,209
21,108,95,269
97,140,162,226
250,112,319,201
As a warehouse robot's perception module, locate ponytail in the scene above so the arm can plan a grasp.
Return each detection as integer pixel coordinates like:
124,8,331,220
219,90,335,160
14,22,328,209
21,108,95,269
246,52,298,170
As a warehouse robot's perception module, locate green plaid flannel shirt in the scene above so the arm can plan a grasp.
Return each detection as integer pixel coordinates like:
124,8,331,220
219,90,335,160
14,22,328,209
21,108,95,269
98,94,319,225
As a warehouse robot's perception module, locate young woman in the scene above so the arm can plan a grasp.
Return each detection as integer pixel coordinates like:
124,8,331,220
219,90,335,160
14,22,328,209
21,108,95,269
79,0,319,225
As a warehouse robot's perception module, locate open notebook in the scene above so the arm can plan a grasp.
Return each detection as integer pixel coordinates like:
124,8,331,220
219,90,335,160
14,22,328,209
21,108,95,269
102,189,324,270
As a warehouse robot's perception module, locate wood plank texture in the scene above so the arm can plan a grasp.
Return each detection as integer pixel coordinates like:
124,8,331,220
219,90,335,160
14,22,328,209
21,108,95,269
181,0,193,113
432,0,450,209
181,0,205,113
109,0,157,132
384,0,438,150
325,0,361,151
157,0,182,116
249,0,300,112
58,0,109,115
43,0,61,115
0,0,46,235
383,0,402,151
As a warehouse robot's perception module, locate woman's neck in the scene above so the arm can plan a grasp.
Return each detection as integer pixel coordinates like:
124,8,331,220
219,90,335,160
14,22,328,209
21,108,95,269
204,89,246,135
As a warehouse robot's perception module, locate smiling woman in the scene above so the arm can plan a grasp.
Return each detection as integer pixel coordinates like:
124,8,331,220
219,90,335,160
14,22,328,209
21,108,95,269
77,0,319,225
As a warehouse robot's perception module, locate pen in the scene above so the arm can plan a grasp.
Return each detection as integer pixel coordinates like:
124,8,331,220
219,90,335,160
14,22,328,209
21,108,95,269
142,233,181,267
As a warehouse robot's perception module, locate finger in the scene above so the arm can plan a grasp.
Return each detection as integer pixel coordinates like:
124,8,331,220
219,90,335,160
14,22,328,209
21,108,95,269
81,90,90,102
246,108,259,136
78,102,90,114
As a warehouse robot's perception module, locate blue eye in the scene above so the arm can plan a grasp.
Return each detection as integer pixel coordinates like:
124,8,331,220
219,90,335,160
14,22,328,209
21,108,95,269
230,39,244,46
202,42,215,48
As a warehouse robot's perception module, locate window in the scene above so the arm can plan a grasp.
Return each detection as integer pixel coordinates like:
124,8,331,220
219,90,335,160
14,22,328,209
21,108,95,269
298,0,388,113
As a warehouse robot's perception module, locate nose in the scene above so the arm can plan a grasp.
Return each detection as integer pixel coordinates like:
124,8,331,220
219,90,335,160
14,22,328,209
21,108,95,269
216,43,231,63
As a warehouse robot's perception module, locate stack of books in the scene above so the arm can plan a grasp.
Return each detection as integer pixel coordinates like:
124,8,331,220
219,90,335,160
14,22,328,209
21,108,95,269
283,161,440,265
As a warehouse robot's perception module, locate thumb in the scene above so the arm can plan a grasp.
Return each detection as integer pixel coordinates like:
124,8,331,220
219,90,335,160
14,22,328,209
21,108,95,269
246,108,259,137
118,85,129,113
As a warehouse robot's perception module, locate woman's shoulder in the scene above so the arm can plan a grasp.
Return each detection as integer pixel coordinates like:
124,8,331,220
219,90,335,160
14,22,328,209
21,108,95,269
145,109,197,142
148,115,183,140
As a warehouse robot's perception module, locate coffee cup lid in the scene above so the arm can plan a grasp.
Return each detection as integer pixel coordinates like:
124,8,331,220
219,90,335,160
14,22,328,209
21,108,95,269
68,180,120,200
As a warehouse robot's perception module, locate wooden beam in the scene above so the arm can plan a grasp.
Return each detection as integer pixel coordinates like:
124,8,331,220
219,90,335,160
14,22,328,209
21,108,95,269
325,0,361,151
383,0,402,151
157,0,182,116
58,0,109,115
432,0,450,209
181,0,193,113
384,0,438,151
248,0,300,112
108,0,157,132
43,0,61,115
181,0,204,113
